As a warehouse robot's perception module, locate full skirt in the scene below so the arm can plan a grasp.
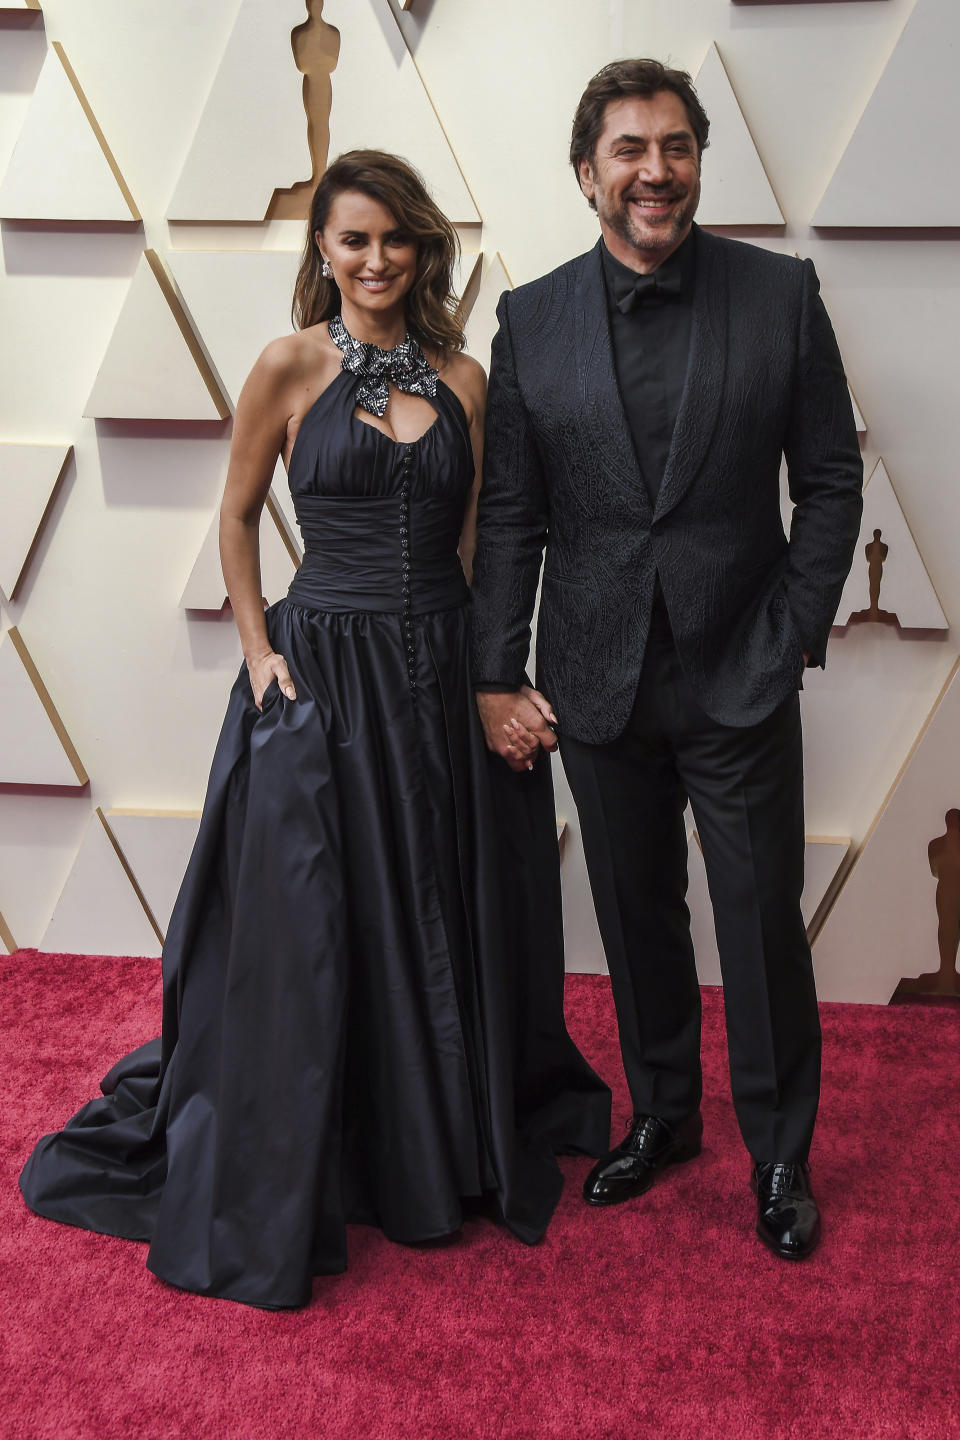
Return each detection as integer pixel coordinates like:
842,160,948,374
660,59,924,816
20,599,610,1308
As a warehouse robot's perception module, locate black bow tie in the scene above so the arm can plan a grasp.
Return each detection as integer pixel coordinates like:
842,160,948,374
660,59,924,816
616,268,683,314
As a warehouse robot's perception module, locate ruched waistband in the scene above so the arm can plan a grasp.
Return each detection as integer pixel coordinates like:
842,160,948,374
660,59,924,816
286,493,469,614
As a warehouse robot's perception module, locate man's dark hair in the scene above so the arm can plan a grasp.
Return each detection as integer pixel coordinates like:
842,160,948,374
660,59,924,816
569,58,710,199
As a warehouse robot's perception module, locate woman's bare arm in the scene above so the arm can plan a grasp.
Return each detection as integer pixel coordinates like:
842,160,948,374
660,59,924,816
447,354,487,584
219,342,297,707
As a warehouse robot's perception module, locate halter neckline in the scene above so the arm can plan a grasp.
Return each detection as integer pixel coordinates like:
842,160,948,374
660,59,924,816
328,314,439,419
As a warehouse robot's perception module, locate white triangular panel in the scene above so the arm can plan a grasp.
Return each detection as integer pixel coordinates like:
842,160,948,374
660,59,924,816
814,660,960,1002
687,828,721,986
814,0,960,225
165,250,302,407
0,627,87,786
168,0,311,220
694,44,783,226
849,385,866,435
454,251,482,316
0,909,16,955
688,823,851,987
803,839,855,929
464,255,512,373
1,2,42,8
0,443,71,599
0,43,138,221
41,809,160,957
324,0,480,223
834,460,947,630
106,811,201,941
84,252,228,421
180,500,296,610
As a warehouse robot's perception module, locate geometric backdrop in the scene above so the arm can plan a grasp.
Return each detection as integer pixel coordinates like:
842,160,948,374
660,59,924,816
1,0,958,1004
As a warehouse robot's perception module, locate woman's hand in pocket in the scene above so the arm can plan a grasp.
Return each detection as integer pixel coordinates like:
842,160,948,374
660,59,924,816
247,651,296,710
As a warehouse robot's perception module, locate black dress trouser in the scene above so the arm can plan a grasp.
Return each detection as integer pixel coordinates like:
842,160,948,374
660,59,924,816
559,601,821,1163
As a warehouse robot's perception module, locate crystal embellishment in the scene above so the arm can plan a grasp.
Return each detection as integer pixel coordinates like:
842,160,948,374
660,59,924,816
328,313,438,419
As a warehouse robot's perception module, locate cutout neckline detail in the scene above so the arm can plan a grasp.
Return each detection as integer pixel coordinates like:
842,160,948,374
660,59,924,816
350,398,441,447
286,369,462,474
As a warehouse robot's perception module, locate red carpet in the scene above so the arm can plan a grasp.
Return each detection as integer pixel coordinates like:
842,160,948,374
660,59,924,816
3,950,958,1440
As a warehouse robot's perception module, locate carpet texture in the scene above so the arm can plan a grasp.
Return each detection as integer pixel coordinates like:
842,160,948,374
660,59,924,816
2,949,958,1439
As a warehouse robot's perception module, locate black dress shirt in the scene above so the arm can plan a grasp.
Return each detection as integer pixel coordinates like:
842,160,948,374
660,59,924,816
600,228,696,505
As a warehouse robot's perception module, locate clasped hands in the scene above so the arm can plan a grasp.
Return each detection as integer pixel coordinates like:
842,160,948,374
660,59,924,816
475,687,558,773
247,654,556,770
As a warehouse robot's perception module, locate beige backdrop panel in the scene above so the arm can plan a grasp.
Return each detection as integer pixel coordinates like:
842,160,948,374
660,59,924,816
834,459,947,631
0,442,72,599
814,661,960,1003
106,810,202,940
0,42,138,221
814,0,960,226
1,0,958,1002
323,0,480,224
168,0,311,221
41,808,161,957
693,43,783,225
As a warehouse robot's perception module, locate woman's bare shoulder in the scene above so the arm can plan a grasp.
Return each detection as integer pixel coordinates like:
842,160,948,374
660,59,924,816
236,327,340,424
441,350,486,388
439,350,487,422
254,326,337,385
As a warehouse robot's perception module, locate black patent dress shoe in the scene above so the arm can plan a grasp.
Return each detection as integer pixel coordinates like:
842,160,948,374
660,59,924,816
752,1161,821,1260
583,1111,703,1206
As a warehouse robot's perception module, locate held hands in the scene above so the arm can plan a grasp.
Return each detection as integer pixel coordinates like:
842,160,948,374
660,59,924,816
475,686,558,773
247,650,297,711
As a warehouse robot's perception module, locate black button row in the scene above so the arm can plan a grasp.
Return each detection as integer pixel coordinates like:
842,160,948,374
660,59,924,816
399,459,416,696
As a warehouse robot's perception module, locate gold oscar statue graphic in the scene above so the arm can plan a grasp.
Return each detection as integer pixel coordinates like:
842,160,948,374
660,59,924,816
894,809,960,1000
848,528,899,628
267,0,341,221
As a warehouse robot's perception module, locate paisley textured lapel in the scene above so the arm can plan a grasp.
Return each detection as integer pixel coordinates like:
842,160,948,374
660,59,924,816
654,226,728,524
572,242,652,516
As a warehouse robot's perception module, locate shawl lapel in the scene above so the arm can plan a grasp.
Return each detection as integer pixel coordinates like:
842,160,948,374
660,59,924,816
572,241,653,517
653,226,729,523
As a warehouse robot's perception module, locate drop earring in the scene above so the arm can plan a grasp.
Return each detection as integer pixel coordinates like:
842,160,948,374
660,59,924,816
321,258,334,280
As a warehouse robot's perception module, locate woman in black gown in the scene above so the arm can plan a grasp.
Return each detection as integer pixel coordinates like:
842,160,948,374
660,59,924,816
20,150,610,1309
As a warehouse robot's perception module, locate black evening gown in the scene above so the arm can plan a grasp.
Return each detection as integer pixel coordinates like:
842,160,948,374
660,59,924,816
20,372,610,1309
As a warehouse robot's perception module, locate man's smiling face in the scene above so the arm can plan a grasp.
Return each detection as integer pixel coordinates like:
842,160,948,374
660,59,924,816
577,90,702,272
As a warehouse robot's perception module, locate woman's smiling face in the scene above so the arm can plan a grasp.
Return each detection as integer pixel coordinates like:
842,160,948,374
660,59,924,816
317,190,419,320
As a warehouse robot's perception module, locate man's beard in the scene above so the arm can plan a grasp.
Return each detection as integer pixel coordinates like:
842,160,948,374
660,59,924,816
599,182,700,256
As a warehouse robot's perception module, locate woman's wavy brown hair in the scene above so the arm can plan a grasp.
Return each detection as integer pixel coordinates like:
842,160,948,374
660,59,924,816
292,149,465,356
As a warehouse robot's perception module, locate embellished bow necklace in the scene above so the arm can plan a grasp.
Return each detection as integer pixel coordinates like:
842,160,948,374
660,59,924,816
329,313,438,418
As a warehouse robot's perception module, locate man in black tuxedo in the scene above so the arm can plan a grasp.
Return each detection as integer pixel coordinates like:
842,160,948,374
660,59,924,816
471,60,862,1259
